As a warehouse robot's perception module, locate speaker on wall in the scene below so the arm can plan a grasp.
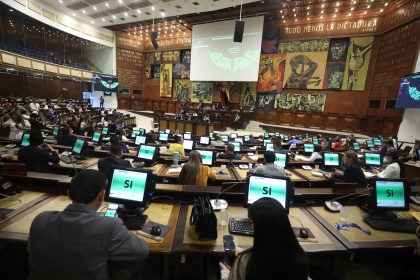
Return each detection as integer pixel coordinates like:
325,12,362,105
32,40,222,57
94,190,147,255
150,32,159,49
233,21,245,43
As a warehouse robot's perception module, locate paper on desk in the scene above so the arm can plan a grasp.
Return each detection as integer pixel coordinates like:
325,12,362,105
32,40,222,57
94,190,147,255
409,209,420,222
168,167,181,174
248,155,258,160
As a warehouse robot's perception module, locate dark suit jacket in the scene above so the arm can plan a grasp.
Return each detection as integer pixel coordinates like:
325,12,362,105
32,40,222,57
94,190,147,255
28,204,149,280
57,134,77,147
217,152,242,160
332,162,367,187
18,145,60,172
98,155,131,181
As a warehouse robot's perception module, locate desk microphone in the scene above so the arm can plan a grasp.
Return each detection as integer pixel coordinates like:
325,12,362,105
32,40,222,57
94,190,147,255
210,173,251,210
324,187,372,212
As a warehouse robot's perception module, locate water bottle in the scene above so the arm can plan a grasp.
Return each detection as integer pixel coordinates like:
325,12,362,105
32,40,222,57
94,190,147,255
173,152,180,166
220,208,228,226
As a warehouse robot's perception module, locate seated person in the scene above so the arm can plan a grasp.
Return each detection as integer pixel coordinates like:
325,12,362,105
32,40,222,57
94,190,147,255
322,138,331,152
167,135,185,157
273,138,286,153
380,139,394,158
28,170,149,280
287,136,301,145
323,150,367,187
247,134,257,144
98,143,132,182
219,197,308,280
211,136,226,148
372,150,401,179
18,130,60,172
252,151,285,176
217,144,242,160
101,135,129,153
178,151,216,185
333,137,343,149
56,126,77,147
296,144,322,161
82,121,97,137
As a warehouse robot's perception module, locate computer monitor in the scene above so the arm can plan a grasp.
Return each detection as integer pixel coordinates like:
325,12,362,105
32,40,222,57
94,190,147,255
136,145,158,166
366,140,374,148
303,144,314,153
165,129,171,134
274,153,289,167
72,139,87,157
52,126,60,136
105,167,156,211
139,128,146,136
101,127,109,135
378,134,383,140
417,148,420,160
131,130,140,138
183,139,195,151
369,178,409,217
20,132,30,147
221,135,229,142
230,133,238,139
312,138,319,145
364,152,383,167
199,136,211,146
185,131,192,135
244,173,292,213
275,132,280,137
283,135,289,141
229,141,242,152
353,142,360,151
209,132,213,138
183,133,192,140
235,137,243,144
298,134,303,140
264,132,270,139
305,133,309,139
265,143,274,151
135,135,147,145
244,135,250,142
373,139,382,147
322,152,341,170
263,139,272,146
196,150,215,166
91,132,102,144
159,133,169,142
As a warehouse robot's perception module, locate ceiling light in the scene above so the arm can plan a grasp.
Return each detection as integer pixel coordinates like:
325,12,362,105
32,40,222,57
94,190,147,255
91,20,94,23
364,11,367,14
106,3,109,7
113,15,116,19
380,9,383,12
282,15,284,18
351,7,354,10
321,4,324,7
320,15,323,18
152,6,155,11
137,10,141,14
321,10,323,14
348,13,352,15
161,12,165,17
335,9,338,12
307,17,309,20
295,19,297,21
119,0,123,3
367,5,370,8
336,3,339,6
307,12,309,15
102,18,105,21
93,6,97,10
59,0,62,3
73,13,76,16
82,10,86,13
307,7,309,9
283,20,285,23
124,12,128,16
385,2,388,6
294,14,296,17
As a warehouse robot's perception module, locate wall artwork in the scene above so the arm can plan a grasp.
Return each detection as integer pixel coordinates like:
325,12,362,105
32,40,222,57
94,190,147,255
241,82,257,106
181,50,191,63
172,63,190,79
257,53,286,93
145,65,152,79
256,91,276,108
191,82,213,103
341,36,374,91
261,28,280,54
173,79,192,102
160,64,173,97
279,39,329,53
325,38,350,90
162,50,180,64
146,52,161,65
275,93,326,111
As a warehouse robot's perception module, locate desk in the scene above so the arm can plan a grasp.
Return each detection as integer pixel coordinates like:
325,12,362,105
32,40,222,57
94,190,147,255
232,167,307,188
159,165,237,184
291,168,331,188
172,204,346,254
403,162,420,185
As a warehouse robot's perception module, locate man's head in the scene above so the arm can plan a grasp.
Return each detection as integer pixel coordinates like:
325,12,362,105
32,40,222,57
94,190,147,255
263,151,276,164
69,170,107,206
226,143,235,153
273,139,282,149
29,130,44,146
110,143,123,157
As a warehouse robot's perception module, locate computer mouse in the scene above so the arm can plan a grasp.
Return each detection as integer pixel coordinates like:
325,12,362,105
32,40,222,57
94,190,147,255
299,228,308,239
219,170,225,174
151,226,161,236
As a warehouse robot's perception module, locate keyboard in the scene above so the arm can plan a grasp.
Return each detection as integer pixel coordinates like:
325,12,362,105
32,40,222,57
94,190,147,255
362,215,419,234
59,155,78,164
229,217,254,236
118,212,148,230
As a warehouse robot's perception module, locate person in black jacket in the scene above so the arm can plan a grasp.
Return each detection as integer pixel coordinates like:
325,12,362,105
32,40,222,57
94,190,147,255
323,150,367,187
57,126,78,147
18,130,60,172
217,143,242,160
98,143,131,182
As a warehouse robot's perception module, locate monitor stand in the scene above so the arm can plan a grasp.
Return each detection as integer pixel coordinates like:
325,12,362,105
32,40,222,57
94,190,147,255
143,161,157,167
322,166,335,172
73,155,87,160
369,210,397,219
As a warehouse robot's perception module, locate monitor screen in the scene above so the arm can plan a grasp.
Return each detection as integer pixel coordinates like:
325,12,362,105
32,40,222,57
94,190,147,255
72,139,85,155
364,152,382,167
165,129,171,134
322,152,341,167
52,126,60,136
200,136,210,146
265,143,274,151
136,145,157,161
303,144,314,153
139,128,146,135
221,135,229,141
275,132,280,137
235,137,243,144
298,135,303,140
312,138,319,145
92,132,102,143
20,132,30,147
244,135,250,142
197,150,214,166
209,132,213,138
102,127,109,135
373,139,382,146
274,153,289,167
131,130,140,138
395,73,420,108
185,131,192,134
105,168,155,209
183,133,192,140
417,148,420,159
263,139,272,146
283,135,289,141
353,142,360,151
183,139,194,150
366,140,374,148
229,142,242,152
370,178,409,213
230,133,238,139
244,174,292,213
135,135,147,145
264,132,269,138
159,133,169,142
305,133,309,139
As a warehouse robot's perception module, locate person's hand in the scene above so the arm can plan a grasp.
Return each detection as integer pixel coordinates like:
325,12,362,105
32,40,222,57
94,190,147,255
44,143,54,151
219,262,231,271
323,172,332,179
372,169,379,174
219,262,231,280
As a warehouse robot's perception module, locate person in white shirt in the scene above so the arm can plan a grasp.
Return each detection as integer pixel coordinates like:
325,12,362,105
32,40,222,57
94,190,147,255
296,145,323,162
372,150,401,179
2,111,31,139
29,101,40,112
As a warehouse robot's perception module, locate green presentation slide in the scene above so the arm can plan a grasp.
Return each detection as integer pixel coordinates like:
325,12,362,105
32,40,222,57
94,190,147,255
109,169,146,202
73,140,84,153
366,153,381,165
248,177,287,208
198,150,212,165
376,182,405,207
325,153,339,165
138,146,154,160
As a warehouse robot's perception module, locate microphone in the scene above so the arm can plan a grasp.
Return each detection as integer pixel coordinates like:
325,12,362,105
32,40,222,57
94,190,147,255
324,187,372,212
210,173,251,210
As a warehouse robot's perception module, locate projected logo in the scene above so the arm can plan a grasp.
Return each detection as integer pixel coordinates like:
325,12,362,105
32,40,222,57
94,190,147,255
208,42,260,71
101,79,119,89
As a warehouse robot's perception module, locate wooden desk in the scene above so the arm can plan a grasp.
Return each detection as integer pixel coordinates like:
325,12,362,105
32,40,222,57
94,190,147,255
1,172,69,189
159,165,237,183
291,168,331,188
403,162,420,185
172,204,347,254
231,167,307,188
307,206,417,250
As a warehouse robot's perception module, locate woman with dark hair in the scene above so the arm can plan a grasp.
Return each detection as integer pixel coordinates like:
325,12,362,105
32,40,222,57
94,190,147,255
296,144,322,162
220,197,308,280
372,150,401,179
3,111,31,139
178,151,216,186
